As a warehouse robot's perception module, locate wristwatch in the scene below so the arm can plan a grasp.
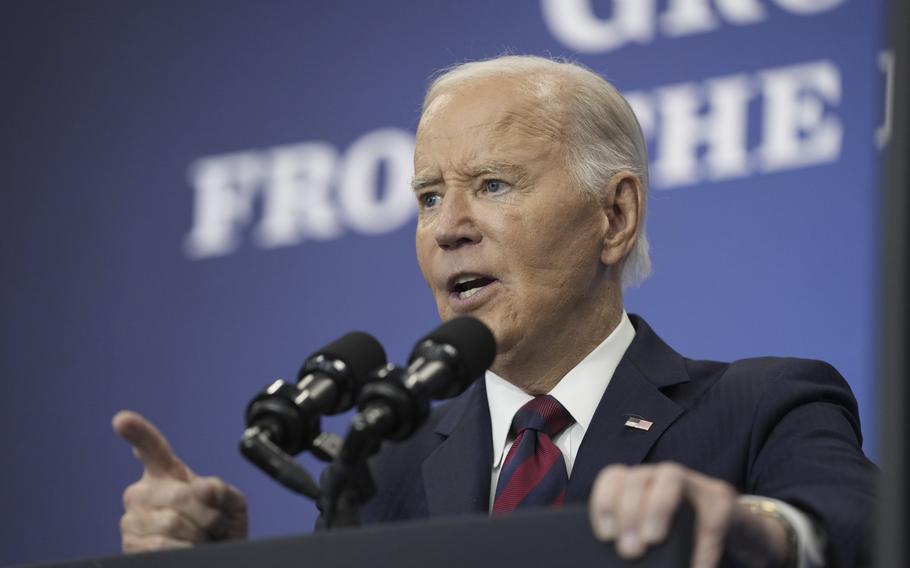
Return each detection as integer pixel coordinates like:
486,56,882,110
739,496,800,568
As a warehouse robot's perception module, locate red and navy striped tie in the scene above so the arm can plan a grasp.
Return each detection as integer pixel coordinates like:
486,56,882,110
492,395,575,513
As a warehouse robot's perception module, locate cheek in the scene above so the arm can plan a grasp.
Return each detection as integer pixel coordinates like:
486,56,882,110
415,233,434,283
537,212,604,270
502,222,603,301
504,219,573,272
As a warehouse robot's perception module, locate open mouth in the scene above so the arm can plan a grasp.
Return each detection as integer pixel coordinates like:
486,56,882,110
449,274,498,300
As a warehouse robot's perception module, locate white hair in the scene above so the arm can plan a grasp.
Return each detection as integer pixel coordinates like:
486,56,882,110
422,55,651,288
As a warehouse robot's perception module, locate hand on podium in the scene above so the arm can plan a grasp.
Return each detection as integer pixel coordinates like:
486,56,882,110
588,462,793,567
112,410,249,553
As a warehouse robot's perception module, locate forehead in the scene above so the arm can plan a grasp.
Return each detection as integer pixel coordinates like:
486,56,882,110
414,77,565,172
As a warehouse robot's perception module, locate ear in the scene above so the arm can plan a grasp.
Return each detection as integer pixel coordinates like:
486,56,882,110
600,172,643,267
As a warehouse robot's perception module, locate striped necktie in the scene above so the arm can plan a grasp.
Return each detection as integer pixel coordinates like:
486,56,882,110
492,395,574,513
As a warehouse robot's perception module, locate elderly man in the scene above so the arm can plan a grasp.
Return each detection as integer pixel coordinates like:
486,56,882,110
114,55,875,567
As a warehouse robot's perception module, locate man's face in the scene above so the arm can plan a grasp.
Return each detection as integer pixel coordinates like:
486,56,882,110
413,76,612,365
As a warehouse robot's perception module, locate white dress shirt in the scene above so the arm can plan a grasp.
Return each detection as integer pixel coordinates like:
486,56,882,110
484,311,824,566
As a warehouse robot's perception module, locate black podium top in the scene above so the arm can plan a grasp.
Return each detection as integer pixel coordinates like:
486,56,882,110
24,505,693,568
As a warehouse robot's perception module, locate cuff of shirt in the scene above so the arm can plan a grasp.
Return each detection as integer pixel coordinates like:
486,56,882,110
738,495,826,568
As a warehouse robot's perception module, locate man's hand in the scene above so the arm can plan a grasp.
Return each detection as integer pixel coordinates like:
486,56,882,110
588,462,792,567
112,410,248,553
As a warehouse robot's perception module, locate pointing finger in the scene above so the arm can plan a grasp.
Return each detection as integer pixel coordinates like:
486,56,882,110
113,410,192,480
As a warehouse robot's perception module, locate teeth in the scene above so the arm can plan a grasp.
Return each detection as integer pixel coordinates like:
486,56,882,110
459,287,482,299
455,275,482,285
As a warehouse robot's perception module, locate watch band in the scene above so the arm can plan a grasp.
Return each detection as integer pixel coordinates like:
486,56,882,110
740,496,800,568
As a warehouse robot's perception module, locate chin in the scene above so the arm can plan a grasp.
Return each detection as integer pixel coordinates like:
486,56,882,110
435,305,455,322
433,303,511,356
477,316,512,355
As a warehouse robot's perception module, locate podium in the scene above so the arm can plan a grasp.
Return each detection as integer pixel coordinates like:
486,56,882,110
29,505,693,568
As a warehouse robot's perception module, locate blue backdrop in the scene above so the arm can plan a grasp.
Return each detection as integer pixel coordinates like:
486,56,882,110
0,1,889,565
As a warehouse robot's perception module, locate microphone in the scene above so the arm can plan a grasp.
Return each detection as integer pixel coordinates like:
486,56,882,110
318,317,495,526
407,314,498,398
352,316,496,443
244,331,387,456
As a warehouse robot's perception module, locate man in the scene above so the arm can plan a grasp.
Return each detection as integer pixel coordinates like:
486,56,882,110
114,55,875,567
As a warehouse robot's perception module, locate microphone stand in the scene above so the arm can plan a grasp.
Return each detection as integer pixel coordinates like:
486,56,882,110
266,317,494,529
316,412,382,530
317,365,414,530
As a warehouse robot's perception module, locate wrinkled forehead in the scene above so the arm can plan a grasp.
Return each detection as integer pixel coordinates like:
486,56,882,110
415,76,566,168
418,74,565,141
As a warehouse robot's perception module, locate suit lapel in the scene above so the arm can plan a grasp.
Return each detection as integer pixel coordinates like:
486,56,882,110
566,315,690,502
418,315,691,511
421,380,493,516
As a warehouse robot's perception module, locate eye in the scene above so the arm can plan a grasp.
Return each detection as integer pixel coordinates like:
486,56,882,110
482,179,509,194
419,192,442,209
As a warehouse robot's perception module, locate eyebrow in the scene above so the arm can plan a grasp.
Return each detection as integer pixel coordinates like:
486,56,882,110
410,162,529,192
411,175,442,192
469,162,529,180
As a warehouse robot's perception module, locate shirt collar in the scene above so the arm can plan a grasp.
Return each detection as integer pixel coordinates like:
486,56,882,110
485,311,637,466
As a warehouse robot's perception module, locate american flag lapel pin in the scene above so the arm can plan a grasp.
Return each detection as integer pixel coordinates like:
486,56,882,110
624,415,654,431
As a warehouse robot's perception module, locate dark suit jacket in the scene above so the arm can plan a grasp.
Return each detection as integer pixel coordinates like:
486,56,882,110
360,315,876,566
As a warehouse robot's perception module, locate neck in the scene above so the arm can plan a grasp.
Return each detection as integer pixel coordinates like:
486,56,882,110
491,284,624,395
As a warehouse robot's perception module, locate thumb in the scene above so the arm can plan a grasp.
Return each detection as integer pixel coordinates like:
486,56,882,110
112,410,193,481
191,477,249,539
191,477,247,515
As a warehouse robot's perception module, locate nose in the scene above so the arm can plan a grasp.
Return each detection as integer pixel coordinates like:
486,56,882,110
434,190,482,250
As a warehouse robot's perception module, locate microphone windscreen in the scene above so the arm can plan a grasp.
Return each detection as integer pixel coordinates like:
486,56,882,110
416,316,497,379
305,331,387,383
